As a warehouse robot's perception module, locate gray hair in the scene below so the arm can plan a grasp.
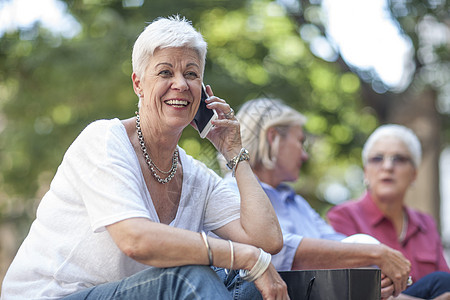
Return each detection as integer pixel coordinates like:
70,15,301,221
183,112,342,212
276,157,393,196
132,15,207,79
362,124,422,167
235,98,307,170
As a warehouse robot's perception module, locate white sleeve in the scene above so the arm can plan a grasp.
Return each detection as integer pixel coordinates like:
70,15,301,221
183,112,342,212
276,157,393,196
63,119,151,232
180,153,241,233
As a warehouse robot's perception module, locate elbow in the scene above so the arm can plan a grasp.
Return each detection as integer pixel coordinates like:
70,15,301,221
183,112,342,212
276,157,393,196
264,232,284,255
272,234,284,255
121,239,146,261
118,233,151,262
271,222,284,254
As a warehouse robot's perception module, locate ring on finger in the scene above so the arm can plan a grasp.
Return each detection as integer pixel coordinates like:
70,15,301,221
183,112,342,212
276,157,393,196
224,108,235,119
407,276,413,286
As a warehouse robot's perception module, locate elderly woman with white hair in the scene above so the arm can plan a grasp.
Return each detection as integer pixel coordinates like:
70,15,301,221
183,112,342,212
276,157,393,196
327,124,450,299
1,16,288,300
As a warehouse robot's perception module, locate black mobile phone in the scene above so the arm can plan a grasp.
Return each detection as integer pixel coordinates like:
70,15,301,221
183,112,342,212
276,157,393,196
193,83,218,138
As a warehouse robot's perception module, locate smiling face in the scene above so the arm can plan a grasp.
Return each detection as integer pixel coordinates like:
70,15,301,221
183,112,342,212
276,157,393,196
364,136,417,203
132,47,203,131
273,125,309,184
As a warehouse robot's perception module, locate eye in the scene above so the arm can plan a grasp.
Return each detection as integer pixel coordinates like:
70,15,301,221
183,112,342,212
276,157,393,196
368,155,384,164
185,71,198,79
158,70,172,77
392,155,411,164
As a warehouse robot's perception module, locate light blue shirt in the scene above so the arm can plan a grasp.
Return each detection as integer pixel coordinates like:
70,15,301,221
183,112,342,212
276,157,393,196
223,175,345,271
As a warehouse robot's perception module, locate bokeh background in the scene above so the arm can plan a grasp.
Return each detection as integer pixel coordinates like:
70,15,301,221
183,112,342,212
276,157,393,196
1,0,449,289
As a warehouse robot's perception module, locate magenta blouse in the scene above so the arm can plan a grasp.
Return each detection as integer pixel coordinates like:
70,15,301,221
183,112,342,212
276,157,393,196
327,191,450,282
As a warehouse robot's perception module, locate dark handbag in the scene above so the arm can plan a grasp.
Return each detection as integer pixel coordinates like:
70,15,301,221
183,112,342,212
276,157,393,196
279,268,381,300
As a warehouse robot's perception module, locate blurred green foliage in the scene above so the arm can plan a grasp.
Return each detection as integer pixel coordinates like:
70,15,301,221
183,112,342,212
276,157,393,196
2,0,447,239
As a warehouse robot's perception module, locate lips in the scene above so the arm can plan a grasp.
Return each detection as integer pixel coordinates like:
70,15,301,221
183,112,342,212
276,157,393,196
380,177,394,183
164,99,189,108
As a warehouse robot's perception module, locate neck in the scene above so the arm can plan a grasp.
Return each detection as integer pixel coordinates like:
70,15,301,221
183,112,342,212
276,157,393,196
136,114,181,169
253,165,281,188
370,192,404,218
369,192,405,236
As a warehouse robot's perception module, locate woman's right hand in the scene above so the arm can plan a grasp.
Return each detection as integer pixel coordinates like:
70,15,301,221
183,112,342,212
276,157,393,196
377,244,411,296
254,264,290,300
201,85,243,161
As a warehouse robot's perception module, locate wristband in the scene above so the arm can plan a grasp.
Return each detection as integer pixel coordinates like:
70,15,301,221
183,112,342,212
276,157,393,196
239,248,271,282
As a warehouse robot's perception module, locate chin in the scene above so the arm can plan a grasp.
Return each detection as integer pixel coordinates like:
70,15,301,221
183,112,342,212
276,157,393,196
373,189,404,202
285,174,299,183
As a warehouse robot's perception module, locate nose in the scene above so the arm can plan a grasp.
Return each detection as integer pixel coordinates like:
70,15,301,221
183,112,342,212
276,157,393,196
171,73,189,92
301,149,309,162
381,157,395,169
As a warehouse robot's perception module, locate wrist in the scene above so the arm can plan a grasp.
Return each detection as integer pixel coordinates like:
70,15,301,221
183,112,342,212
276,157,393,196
239,248,272,281
226,148,250,177
373,244,386,266
234,244,260,271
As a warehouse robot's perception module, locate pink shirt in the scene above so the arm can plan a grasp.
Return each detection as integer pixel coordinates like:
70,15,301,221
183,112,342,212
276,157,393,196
327,191,450,282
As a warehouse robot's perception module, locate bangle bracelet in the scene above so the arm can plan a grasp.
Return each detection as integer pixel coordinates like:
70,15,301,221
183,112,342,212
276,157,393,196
200,231,213,266
239,248,271,282
225,240,234,275
226,148,250,177
229,240,234,271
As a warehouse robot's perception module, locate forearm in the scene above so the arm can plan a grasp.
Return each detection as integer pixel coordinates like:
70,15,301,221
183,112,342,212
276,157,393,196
291,238,382,270
292,238,410,296
107,218,260,270
233,161,283,254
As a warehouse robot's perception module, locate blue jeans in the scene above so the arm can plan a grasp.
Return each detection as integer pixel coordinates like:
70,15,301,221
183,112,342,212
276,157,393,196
62,265,262,300
403,271,450,299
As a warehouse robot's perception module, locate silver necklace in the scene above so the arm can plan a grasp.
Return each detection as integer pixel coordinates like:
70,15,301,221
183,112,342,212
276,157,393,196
135,112,178,184
398,212,408,243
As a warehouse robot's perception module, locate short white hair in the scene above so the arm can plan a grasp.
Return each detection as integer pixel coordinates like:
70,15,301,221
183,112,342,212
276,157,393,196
362,124,422,167
132,15,207,78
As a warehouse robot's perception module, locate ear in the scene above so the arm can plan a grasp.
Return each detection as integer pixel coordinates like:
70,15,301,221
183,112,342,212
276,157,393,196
132,72,142,96
362,167,369,188
411,168,418,184
266,127,277,146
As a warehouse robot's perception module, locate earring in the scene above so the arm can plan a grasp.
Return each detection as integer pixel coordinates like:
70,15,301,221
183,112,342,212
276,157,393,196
363,178,370,188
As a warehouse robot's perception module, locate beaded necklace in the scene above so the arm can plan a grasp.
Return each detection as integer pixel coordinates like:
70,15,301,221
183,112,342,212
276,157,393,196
135,112,178,184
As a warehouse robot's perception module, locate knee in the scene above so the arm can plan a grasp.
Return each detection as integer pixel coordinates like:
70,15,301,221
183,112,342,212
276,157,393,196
429,271,450,285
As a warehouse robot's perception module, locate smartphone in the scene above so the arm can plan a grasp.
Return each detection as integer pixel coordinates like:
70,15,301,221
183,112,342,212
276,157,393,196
193,83,218,138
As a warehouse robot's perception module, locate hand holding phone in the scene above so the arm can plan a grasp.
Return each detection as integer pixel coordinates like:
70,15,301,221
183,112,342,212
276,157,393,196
193,83,218,138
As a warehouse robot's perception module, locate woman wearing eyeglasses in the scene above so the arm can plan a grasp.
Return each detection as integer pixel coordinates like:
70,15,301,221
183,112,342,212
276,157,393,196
327,124,450,299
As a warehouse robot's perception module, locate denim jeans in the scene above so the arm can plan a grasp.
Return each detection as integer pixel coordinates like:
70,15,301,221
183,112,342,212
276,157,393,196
403,271,450,299
62,265,262,300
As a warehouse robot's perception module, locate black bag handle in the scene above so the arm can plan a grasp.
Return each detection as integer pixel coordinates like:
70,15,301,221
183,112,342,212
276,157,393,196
305,276,315,300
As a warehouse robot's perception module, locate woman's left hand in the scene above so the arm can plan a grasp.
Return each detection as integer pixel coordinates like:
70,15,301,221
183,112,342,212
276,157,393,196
254,264,290,300
201,85,242,160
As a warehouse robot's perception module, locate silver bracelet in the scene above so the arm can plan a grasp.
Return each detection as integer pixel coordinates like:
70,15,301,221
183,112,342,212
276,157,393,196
239,248,271,282
200,231,213,266
226,148,250,177
225,240,234,275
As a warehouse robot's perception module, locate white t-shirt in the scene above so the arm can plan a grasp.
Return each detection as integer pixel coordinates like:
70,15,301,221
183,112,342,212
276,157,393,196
1,118,240,300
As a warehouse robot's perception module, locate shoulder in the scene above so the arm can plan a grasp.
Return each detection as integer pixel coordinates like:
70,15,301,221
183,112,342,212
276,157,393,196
329,198,360,213
327,197,365,224
79,118,124,139
65,118,130,161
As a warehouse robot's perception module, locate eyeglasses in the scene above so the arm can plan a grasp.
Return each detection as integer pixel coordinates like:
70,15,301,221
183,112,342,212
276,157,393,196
367,154,412,166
